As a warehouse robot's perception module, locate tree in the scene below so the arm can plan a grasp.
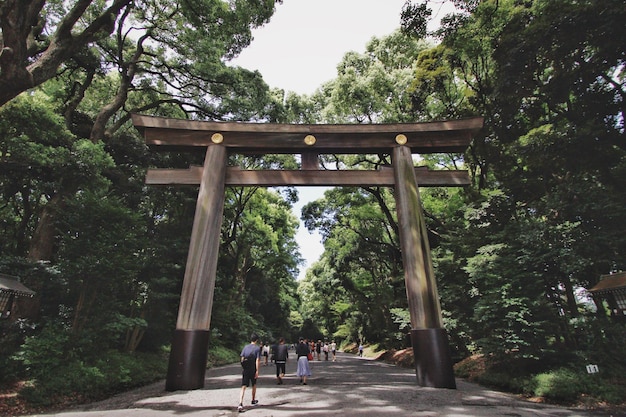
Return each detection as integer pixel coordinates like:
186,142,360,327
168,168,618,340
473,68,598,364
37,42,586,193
212,183,301,346
470,0,626,313
0,93,113,260
1,1,302,396
0,0,281,109
1,0,282,266
295,29,473,348
312,29,431,124
401,0,626,358
56,192,148,351
301,186,408,346
0,0,132,106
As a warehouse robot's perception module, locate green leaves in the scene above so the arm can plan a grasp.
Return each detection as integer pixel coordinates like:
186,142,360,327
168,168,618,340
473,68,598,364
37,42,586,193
400,1,431,39
312,30,430,123
213,186,300,344
299,185,405,346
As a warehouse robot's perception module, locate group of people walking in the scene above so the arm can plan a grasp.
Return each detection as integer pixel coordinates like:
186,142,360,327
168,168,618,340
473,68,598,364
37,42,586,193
237,334,338,412
308,339,338,362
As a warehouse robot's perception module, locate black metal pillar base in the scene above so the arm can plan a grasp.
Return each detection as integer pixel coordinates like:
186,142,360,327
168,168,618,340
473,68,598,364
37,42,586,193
410,328,456,389
165,329,210,391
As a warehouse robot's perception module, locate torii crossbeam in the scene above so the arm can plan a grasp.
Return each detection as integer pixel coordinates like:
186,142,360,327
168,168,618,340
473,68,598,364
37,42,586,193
133,114,484,391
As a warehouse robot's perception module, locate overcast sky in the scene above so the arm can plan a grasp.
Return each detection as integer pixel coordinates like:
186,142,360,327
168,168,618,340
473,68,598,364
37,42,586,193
231,0,453,279
233,0,408,95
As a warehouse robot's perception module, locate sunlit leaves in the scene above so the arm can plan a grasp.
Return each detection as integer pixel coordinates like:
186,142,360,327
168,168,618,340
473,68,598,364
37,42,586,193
313,30,431,124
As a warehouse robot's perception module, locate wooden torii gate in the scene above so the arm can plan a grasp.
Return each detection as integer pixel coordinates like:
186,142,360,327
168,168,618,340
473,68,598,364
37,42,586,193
132,114,483,391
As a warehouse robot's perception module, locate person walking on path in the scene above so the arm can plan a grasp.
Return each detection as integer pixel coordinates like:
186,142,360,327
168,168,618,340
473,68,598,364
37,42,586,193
358,343,364,357
273,337,289,385
331,340,337,361
262,342,270,366
238,333,261,412
295,337,312,385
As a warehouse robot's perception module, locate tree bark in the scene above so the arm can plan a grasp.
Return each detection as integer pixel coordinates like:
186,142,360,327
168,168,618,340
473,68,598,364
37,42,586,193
562,275,579,318
0,0,132,106
27,192,65,261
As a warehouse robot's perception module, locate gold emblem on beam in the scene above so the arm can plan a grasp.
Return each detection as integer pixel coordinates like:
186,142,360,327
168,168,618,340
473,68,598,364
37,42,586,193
211,133,224,144
304,135,316,146
395,134,408,145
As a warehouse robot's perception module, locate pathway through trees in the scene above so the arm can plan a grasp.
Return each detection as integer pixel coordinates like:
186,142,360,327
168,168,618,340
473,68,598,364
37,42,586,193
47,353,606,417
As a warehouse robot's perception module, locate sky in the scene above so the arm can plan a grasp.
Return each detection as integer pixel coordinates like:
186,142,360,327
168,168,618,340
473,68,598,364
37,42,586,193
233,0,409,95
231,0,454,279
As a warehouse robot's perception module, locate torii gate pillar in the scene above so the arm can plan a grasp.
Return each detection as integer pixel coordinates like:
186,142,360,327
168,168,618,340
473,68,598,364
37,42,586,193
165,144,227,391
393,145,456,388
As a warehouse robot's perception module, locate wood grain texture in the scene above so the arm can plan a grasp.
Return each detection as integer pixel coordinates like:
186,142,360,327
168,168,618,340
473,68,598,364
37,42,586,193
393,146,443,329
145,166,471,187
132,114,483,154
176,145,227,330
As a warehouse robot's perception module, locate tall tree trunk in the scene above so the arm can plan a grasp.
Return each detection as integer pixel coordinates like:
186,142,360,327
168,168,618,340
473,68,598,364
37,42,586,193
72,284,97,335
27,192,65,261
562,275,579,318
125,310,146,352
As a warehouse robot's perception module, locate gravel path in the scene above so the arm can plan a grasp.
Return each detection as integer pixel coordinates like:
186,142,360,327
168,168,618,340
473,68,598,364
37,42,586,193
28,353,614,417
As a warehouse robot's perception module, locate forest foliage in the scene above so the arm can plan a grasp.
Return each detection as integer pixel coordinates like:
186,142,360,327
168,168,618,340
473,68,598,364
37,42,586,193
0,0,625,410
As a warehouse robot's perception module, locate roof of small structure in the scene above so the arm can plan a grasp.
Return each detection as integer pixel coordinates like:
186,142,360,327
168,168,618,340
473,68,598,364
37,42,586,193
0,273,35,297
589,271,626,294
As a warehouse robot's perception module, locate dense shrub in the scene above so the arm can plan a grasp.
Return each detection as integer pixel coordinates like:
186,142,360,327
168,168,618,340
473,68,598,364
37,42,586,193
207,345,239,368
455,353,626,407
0,319,37,385
528,369,625,405
18,351,168,407
585,377,626,404
475,370,526,394
16,340,241,409
530,368,585,403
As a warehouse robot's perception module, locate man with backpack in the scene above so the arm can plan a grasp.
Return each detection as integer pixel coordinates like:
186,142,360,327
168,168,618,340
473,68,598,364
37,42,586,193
238,333,261,412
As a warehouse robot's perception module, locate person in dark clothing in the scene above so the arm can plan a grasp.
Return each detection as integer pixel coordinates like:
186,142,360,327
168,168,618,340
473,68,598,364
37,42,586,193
238,333,261,412
295,337,312,385
273,337,288,384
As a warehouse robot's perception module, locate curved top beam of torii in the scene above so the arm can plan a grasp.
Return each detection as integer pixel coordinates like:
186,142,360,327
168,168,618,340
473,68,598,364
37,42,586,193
132,114,484,187
131,114,484,155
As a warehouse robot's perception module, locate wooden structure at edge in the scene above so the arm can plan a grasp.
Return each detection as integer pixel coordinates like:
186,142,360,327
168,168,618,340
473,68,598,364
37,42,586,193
132,114,484,391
